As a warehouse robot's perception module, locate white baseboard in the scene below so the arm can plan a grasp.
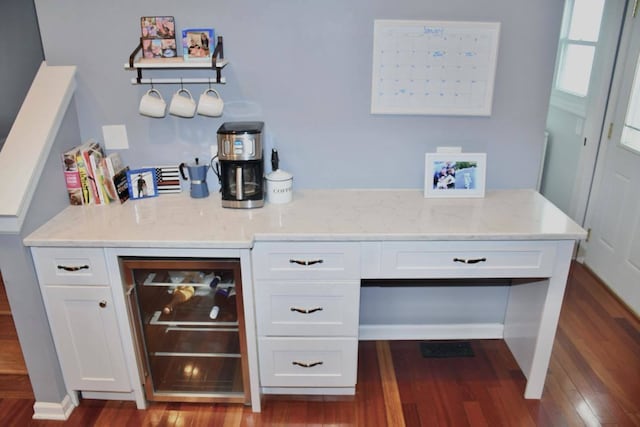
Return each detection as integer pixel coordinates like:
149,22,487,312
81,390,136,401
32,394,76,420
358,323,504,340
262,386,355,395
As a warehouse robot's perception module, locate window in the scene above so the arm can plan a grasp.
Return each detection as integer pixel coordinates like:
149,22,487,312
621,54,640,153
551,0,606,113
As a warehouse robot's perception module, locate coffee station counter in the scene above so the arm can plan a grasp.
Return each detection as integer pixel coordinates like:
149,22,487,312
23,188,586,414
23,189,585,247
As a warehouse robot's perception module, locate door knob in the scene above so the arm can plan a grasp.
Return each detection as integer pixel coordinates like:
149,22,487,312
99,300,107,308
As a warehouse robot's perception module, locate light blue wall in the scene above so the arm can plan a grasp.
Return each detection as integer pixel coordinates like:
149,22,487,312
1,101,82,404
34,0,564,190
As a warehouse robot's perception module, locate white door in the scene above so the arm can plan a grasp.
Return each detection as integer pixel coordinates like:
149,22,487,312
45,285,131,392
583,2,640,316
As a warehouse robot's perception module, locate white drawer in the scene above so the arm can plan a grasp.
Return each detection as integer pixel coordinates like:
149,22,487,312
258,337,358,387
31,247,109,285
255,281,360,336
363,241,557,279
252,242,361,280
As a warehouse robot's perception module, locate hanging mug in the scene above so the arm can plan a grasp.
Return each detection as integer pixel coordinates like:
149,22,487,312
197,88,224,117
169,88,197,118
139,88,166,118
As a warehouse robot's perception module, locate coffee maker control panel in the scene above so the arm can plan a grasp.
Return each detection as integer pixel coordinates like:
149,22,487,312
233,138,254,156
217,121,263,161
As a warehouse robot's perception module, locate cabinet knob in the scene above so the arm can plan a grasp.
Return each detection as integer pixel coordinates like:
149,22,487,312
99,300,107,308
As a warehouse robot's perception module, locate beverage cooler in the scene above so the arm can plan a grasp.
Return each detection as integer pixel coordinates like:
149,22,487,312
119,257,250,404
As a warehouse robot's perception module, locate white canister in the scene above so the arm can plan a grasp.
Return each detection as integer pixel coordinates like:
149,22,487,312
265,169,293,204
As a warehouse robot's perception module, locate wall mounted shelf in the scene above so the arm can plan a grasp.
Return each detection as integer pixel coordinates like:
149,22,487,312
125,36,228,85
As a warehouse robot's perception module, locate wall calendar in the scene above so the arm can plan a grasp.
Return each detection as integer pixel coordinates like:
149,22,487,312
371,20,501,116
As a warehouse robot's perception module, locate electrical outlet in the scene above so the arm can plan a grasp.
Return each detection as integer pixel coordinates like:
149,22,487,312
210,144,218,159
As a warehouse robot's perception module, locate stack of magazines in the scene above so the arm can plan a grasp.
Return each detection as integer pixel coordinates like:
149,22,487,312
61,140,130,206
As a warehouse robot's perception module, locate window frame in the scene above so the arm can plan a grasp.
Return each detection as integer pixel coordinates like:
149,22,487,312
550,0,604,117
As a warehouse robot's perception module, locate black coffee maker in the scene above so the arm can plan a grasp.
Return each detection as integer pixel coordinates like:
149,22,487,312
216,121,264,208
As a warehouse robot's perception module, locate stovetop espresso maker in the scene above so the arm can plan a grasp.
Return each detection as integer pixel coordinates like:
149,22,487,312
216,121,264,208
179,158,209,198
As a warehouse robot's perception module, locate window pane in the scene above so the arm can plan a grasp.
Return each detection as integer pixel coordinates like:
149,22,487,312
622,53,640,153
557,44,595,96
568,0,605,42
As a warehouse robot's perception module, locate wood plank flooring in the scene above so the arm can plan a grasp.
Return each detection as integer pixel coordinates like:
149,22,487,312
0,273,33,399
0,262,638,426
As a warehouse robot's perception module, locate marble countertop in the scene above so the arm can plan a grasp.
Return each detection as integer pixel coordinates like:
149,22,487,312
23,189,587,248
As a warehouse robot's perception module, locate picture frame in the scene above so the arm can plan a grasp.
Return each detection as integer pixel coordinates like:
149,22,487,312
127,168,158,200
140,16,177,59
424,153,486,198
182,28,215,61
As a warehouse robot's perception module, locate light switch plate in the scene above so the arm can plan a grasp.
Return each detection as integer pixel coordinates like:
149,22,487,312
102,125,129,150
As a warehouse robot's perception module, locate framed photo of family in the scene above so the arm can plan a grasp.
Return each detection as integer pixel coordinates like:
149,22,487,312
182,28,214,61
140,16,177,59
424,152,486,198
127,168,158,200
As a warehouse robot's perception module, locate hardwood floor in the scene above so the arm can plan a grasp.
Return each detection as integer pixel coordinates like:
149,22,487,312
1,262,638,426
0,273,33,399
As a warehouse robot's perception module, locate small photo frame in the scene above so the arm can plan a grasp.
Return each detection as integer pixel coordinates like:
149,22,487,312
182,28,214,60
140,16,177,58
424,153,486,198
127,168,158,200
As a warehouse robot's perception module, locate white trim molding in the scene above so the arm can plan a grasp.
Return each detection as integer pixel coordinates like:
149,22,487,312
32,395,76,420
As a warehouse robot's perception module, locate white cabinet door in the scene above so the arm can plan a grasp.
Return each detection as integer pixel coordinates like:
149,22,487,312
44,285,131,392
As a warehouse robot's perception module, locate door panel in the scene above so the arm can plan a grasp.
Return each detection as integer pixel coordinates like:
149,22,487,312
584,2,640,316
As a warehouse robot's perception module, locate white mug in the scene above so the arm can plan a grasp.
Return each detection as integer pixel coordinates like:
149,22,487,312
197,88,224,117
139,88,166,118
169,88,197,118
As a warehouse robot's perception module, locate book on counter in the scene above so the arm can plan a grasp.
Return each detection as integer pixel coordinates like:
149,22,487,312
62,141,129,205
100,153,129,203
61,145,84,205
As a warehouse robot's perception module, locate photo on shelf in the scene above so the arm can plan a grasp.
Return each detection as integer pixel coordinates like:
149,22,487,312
140,16,177,59
127,168,158,200
424,152,486,198
182,28,214,61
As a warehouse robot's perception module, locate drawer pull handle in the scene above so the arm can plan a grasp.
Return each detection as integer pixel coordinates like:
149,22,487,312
289,259,324,266
57,264,90,272
292,361,323,368
290,307,324,314
99,300,107,308
453,257,487,264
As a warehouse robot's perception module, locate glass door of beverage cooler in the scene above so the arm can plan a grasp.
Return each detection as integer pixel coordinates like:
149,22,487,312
119,257,250,404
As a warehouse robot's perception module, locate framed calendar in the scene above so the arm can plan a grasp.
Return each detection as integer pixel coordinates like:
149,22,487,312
371,20,501,116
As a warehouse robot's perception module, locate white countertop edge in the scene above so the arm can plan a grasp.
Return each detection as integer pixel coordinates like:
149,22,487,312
23,233,585,248
21,238,254,249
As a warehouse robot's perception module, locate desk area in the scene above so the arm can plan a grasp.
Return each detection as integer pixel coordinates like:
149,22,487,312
24,189,586,411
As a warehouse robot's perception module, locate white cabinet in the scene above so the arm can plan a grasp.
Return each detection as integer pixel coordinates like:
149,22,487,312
31,248,131,394
252,242,360,393
43,285,130,392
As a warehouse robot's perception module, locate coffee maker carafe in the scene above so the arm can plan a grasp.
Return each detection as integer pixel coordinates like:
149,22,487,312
216,121,264,208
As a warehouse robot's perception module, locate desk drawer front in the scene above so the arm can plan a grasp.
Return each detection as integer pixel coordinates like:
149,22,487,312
256,281,360,336
253,242,360,280
258,337,358,387
377,241,556,278
31,247,108,285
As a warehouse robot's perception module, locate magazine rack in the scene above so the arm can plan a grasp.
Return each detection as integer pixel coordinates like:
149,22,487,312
125,36,228,85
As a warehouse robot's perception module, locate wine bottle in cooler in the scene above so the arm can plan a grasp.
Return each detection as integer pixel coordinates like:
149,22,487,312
162,285,195,314
209,284,236,321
